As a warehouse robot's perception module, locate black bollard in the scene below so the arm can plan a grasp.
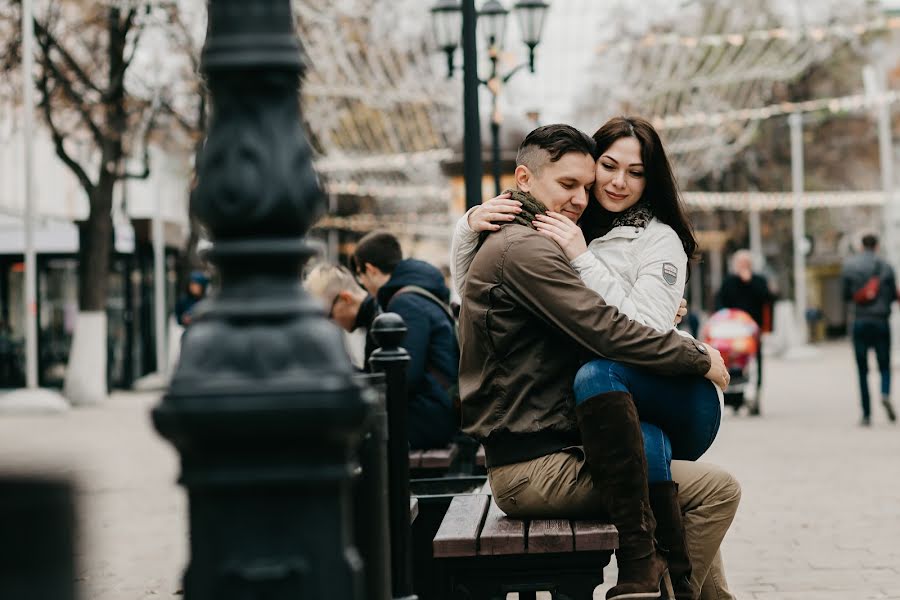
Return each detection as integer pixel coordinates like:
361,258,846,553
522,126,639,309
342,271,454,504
152,1,373,599
369,312,418,600
0,478,77,600
353,372,392,600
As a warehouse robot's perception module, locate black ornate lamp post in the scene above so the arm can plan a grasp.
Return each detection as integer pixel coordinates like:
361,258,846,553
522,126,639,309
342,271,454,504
432,0,550,199
432,0,483,211
152,1,373,599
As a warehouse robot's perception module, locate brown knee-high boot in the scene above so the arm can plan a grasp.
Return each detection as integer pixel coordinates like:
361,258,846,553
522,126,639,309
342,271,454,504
649,481,698,600
575,391,674,600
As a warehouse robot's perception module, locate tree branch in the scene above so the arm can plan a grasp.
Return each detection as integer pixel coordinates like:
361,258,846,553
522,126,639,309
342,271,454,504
36,65,95,194
116,95,160,182
32,18,102,96
103,7,138,103
34,29,105,146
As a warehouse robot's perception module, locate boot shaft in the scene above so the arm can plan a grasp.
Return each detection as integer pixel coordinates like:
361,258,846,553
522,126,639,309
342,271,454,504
575,391,656,559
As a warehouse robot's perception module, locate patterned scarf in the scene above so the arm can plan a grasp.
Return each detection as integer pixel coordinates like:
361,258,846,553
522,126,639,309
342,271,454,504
506,189,549,227
609,199,654,230
478,188,548,245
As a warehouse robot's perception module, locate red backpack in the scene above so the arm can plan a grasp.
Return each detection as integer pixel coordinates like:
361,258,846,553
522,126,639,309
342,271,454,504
852,262,882,305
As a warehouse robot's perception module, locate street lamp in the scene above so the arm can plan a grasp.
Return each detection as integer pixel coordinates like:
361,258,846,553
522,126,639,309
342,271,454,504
153,1,373,598
431,0,550,200
431,0,463,77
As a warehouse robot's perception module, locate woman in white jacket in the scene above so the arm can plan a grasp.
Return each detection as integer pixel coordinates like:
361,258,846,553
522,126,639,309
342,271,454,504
452,116,722,600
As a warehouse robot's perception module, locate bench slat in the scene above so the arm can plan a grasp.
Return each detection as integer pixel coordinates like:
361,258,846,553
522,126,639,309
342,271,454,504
527,519,573,553
410,497,419,524
478,498,525,555
433,495,490,558
408,450,423,468
420,443,459,469
573,521,618,551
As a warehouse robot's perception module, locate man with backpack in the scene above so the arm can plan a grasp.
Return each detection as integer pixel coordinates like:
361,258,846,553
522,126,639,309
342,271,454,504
841,233,898,426
353,231,459,449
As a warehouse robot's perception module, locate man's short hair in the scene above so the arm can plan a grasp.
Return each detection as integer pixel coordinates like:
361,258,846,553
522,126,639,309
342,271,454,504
304,263,361,310
862,234,879,250
515,124,596,174
353,231,402,274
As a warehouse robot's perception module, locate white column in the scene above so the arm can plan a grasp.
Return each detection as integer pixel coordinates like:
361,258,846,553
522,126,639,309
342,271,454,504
709,246,723,301
153,177,167,376
22,0,38,389
877,87,896,268
749,208,763,267
789,112,808,345
327,192,338,261
865,65,897,266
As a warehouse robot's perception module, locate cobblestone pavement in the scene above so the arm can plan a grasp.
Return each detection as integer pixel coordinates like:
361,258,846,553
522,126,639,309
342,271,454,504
0,341,899,599
703,341,900,600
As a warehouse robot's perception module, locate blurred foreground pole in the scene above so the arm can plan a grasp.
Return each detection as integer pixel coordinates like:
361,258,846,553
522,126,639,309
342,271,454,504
789,112,808,345
0,478,76,600
22,0,38,389
152,1,373,598
369,313,417,600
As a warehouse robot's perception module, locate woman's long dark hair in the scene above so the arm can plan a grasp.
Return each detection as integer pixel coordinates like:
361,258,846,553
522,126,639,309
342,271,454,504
580,116,698,269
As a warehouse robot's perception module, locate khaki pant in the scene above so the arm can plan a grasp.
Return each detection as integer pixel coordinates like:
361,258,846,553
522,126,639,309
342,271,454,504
489,449,741,599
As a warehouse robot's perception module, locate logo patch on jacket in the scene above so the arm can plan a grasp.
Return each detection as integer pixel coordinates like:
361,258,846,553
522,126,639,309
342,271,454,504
662,263,678,285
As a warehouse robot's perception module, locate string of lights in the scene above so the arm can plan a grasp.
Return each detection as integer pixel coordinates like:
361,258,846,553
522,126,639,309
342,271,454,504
653,90,900,131
684,190,887,211
313,214,454,238
323,181,452,201
315,149,455,174
597,15,900,54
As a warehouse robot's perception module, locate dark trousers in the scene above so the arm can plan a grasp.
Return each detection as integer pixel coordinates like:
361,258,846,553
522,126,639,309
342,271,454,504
852,319,891,418
755,340,763,391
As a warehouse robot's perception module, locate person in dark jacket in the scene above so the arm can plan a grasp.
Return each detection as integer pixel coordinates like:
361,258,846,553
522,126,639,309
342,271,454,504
715,250,775,401
353,231,459,450
841,234,898,426
175,271,209,327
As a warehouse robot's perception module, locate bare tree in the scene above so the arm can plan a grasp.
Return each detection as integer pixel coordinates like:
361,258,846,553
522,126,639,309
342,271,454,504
1,0,195,403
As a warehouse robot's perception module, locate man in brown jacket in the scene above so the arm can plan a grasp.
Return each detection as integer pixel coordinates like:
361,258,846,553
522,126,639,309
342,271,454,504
459,124,736,600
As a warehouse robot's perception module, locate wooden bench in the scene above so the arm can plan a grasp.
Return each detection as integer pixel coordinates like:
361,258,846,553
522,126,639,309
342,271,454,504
410,497,419,524
409,443,459,478
433,494,617,599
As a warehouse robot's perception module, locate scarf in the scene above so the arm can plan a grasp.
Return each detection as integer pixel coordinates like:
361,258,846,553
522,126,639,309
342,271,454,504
592,198,654,239
479,189,548,244
507,189,549,226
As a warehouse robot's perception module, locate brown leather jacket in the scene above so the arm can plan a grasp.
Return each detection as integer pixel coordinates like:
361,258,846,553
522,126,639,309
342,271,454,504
458,224,711,468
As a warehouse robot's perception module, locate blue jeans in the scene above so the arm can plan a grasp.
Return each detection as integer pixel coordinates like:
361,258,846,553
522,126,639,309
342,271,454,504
852,319,891,418
574,358,721,482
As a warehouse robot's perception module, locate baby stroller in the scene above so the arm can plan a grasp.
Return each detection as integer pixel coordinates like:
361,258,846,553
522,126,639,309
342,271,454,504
701,308,761,415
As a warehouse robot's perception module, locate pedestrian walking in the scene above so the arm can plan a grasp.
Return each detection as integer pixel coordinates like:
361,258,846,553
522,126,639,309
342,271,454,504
715,249,776,411
841,234,898,426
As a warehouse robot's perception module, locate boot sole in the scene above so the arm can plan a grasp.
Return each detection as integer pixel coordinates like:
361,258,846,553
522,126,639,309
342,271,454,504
607,569,675,600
